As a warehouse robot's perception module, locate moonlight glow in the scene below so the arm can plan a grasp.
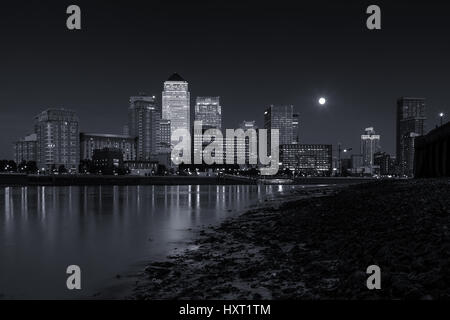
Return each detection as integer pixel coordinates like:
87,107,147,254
319,97,326,105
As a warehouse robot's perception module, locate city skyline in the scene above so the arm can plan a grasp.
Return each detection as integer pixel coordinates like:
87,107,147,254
8,72,440,168
6,73,444,176
1,1,450,160
2,1,450,303
5,71,447,162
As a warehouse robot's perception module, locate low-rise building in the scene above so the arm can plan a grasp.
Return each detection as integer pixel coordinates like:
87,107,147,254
92,148,124,174
14,134,37,164
80,133,137,162
280,144,332,176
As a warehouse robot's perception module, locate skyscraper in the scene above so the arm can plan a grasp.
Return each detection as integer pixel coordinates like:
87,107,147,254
293,113,300,144
162,73,190,145
396,97,426,176
128,94,161,161
361,127,381,171
35,108,79,172
159,119,171,153
264,105,295,146
229,120,258,168
194,97,222,130
374,152,392,176
157,119,172,168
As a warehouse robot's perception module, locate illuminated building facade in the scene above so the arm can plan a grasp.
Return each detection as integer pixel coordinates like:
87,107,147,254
35,108,79,172
195,97,222,130
280,144,332,175
264,105,296,148
128,94,161,161
14,134,37,164
396,97,426,176
162,73,190,145
80,133,136,161
361,127,381,169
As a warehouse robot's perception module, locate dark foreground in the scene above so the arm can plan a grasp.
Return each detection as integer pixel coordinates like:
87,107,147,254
131,179,450,300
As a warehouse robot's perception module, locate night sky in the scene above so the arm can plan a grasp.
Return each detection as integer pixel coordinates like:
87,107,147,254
1,0,449,159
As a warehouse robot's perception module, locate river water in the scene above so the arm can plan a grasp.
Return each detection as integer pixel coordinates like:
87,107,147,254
0,184,297,299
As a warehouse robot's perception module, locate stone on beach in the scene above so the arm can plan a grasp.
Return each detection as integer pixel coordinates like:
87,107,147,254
131,179,450,300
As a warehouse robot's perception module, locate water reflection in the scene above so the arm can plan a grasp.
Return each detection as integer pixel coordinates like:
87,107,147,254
0,184,294,299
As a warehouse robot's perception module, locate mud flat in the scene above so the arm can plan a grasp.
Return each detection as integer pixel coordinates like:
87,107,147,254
130,179,450,300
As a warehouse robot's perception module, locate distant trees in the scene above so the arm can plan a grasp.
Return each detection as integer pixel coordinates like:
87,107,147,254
157,164,168,176
79,160,93,174
78,159,129,175
0,160,17,173
17,161,38,174
58,165,68,174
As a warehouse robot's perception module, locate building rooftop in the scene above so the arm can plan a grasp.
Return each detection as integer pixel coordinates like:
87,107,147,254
167,73,186,82
80,132,135,139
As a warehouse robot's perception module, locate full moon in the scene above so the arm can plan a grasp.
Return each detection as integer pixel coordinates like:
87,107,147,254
319,97,326,105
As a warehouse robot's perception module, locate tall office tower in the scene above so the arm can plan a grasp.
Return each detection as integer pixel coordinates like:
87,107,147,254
396,97,426,176
14,133,37,164
361,127,381,170
194,97,222,130
223,120,258,167
128,94,161,161
264,105,295,146
35,108,79,172
374,152,392,176
193,97,222,165
292,113,300,144
159,119,171,153
157,119,172,168
123,125,129,136
351,154,364,175
238,120,258,167
162,73,190,145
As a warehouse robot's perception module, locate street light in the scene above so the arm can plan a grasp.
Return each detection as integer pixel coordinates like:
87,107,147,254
440,112,445,126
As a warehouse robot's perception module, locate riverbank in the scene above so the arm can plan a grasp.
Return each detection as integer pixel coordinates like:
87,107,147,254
0,174,247,186
130,179,450,300
0,173,375,187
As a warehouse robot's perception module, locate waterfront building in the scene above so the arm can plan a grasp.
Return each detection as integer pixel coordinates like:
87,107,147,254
350,154,364,175
158,119,172,168
194,97,222,130
396,97,426,176
374,152,392,176
128,94,161,161
414,121,450,178
124,160,159,176
293,113,300,144
280,144,332,175
80,133,137,161
159,119,171,152
92,147,124,174
238,120,259,167
35,108,79,172
341,158,352,175
264,105,296,147
162,73,190,145
14,133,37,164
361,127,381,172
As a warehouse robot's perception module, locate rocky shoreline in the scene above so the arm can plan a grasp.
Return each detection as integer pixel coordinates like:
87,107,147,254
130,179,450,300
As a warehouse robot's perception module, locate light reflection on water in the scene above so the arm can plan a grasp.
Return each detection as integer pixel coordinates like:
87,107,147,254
0,184,292,299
